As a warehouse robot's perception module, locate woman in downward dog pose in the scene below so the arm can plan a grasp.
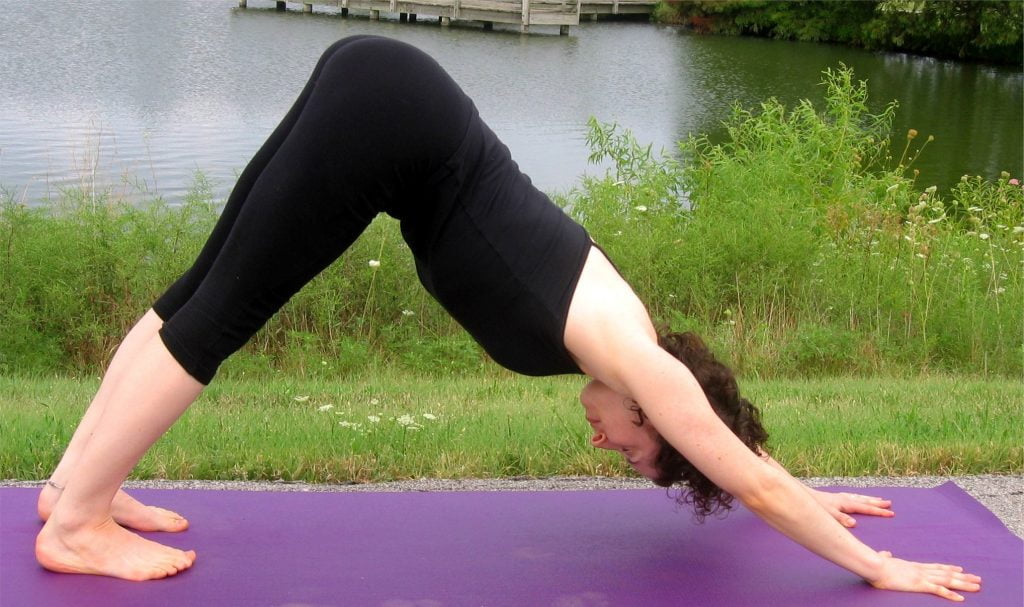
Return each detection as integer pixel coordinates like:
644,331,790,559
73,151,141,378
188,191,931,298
36,36,980,601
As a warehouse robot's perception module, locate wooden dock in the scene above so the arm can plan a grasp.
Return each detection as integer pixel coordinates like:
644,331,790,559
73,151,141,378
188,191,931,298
238,0,656,34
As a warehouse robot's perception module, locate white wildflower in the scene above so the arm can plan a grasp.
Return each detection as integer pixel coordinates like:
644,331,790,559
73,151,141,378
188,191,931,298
402,309,415,316
396,414,416,426
422,413,437,420
634,205,648,212
1013,226,1024,234
924,185,937,194
613,230,623,236
916,253,926,259
370,398,380,406
979,233,990,240
968,206,984,213
886,184,899,192
294,395,310,402
994,287,1006,295
928,215,945,224
367,415,381,423
318,404,334,412
368,259,381,268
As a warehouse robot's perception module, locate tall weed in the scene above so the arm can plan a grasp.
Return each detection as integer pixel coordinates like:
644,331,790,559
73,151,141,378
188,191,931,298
2,67,1020,378
563,66,1021,376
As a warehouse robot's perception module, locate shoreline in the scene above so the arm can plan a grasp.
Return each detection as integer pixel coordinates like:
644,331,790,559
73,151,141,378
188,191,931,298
5,474,1020,538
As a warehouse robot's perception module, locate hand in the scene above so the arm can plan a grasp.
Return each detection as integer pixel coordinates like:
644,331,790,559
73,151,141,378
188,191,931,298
869,550,982,602
812,489,893,527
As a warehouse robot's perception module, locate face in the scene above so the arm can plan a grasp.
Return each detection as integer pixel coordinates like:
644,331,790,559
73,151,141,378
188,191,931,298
579,380,661,480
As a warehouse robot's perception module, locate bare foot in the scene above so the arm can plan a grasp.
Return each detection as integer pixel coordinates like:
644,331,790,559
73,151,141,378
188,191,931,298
36,515,195,580
38,485,189,533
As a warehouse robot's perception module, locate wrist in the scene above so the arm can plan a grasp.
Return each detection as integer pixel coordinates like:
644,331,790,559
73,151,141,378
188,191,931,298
856,549,887,583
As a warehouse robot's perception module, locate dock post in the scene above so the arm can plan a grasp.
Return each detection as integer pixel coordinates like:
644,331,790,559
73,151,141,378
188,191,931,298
441,16,450,26
342,7,349,16
303,2,312,12
238,0,247,7
276,1,285,10
521,0,530,33
560,25,569,35
590,13,598,21
370,9,380,19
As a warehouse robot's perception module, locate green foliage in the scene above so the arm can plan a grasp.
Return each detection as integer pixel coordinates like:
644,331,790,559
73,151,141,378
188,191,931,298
562,66,1022,377
0,174,481,378
666,0,1024,65
781,324,860,376
2,67,1020,378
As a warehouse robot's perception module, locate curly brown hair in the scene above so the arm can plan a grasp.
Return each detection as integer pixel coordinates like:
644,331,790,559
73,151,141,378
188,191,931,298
651,331,769,521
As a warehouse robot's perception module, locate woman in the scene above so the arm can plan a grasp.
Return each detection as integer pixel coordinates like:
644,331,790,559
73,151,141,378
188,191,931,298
35,36,980,601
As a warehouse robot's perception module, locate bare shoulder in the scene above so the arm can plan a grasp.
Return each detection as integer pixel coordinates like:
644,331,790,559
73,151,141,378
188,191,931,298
564,245,661,393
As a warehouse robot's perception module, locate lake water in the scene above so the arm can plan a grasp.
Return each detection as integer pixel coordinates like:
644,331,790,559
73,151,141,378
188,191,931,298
1,0,1021,204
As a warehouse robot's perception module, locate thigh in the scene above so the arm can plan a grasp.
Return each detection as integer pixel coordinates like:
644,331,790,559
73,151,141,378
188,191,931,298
154,36,383,318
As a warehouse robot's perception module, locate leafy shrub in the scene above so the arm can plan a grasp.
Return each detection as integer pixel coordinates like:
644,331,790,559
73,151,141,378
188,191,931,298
3,67,1020,378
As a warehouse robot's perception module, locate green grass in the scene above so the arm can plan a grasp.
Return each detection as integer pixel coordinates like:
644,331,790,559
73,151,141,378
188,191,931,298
3,372,1020,482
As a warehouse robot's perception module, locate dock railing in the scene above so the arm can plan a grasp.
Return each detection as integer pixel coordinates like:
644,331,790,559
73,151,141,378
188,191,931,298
237,0,657,34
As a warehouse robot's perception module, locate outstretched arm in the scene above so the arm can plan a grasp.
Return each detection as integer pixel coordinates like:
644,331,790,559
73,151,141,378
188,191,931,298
563,249,981,601
611,341,979,601
757,450,894,528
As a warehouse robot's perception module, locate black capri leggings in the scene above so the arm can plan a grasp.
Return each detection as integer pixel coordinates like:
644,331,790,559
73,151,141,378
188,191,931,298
153,36,474,383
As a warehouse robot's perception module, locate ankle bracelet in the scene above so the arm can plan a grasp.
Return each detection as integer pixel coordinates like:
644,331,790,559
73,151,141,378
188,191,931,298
46,479,65,491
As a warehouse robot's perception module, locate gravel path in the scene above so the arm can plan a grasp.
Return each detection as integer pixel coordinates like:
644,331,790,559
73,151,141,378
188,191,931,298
5,474,1020,538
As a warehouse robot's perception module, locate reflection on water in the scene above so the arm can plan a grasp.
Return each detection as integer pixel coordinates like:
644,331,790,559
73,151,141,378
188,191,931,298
0,0,1020,203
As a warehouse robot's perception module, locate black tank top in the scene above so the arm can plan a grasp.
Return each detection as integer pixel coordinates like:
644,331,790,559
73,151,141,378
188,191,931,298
398,107,590,376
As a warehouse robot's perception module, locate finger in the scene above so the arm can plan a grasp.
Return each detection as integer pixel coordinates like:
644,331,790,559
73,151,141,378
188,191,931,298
929,583,964,602
859,505,895,517
840,504,894,517
928,571,983,589
827,507,856,527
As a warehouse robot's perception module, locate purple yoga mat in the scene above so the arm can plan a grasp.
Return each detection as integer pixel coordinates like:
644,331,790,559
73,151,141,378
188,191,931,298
1,482,1020,606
